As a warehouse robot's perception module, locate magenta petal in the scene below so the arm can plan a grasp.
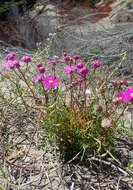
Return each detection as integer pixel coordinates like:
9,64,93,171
38,67,45,74
64,55,71,63
48,60,55,64
77,63,83,69
32,75,43,83
42,76,59,88
73,54,80,60
21,55,31,63
37,63,43,68
79,67,88,75
64,65,77,74
5,53,16,61
91,60,102,69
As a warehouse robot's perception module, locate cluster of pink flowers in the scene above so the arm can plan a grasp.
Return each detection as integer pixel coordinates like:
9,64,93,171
3,52,133,110
64,53,88,77
32,63,46,83
116,87,133,103
32,62,59,88
32,63,44,82
2,53,31,70
63,53,80,64
64,54,103,85
64,65,88,76
64,53,101,78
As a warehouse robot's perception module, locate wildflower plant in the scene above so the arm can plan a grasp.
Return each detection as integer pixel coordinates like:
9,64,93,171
41,52,132,161
0,49,132,162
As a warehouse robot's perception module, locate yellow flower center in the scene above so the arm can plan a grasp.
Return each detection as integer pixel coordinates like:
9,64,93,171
117,96,122,101
120,80,124,83
130,92,133,97
49,79,54,84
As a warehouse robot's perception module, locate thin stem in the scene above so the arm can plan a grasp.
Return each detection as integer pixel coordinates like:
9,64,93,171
99,52,127,91
13,69,24,81
70,73,73,112
0,72,16,85
116,104,127,123
83,78,87,129
52,64,56,77
78,83,82,100
16,84,29,111
17,67,36,100
41,82,48,105
24,63,29,75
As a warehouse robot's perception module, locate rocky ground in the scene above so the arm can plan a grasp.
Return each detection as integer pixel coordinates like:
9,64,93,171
0,107,133,189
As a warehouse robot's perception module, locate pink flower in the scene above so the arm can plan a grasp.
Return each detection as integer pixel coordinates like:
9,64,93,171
37,63,43,68
5,53,16,61
125,88,133,102
116,88,133,103
73,54,80,60
77,62,83,69
63,52,67,57
64,55,71,63
71,66,77,72
21,55,31,63
48,60,55,65
112,81,117,87
36,63,45,73
2,62,11,70
116,93,124,103
119,80,128,86
77,75,84,83
38,67,45,74
32,75,43,83
11,60,20,68
64,65,77,74
91,60,102,69
79,67,88,75
42,76,59,88
2,60,20,70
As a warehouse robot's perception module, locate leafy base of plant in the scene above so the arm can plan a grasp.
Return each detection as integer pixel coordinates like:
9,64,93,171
42,100,117,162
